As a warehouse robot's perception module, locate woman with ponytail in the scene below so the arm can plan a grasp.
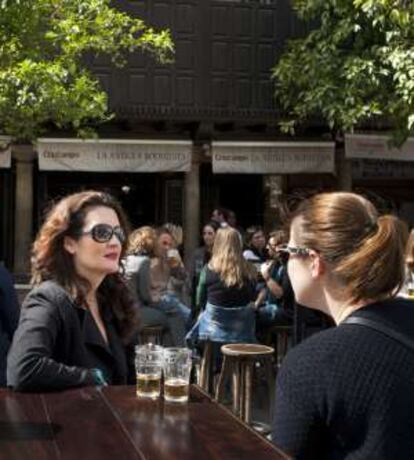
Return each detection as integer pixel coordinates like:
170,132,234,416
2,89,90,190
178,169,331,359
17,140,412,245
272,192,414,459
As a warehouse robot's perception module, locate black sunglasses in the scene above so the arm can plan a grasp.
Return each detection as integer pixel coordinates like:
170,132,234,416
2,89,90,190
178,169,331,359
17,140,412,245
79,224,126,244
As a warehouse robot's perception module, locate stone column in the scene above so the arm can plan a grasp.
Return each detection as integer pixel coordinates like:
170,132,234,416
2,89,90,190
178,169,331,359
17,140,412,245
336,145,352,191
184,147,201,268
13,145,36,274
263,175,286,232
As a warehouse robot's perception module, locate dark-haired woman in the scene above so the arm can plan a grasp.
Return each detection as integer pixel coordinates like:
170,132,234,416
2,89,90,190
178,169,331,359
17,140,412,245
272,192,414,458
187,221,220,315
7,191,138,391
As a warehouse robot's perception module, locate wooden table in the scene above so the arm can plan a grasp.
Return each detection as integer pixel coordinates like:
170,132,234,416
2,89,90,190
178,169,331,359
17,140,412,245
0,385,289,460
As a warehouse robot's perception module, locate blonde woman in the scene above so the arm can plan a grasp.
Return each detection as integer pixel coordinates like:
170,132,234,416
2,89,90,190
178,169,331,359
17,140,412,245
186,227,257,345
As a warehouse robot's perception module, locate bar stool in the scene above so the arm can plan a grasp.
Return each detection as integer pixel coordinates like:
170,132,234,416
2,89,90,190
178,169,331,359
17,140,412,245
198,341,214,393
215,343,274,424
138,325,165,345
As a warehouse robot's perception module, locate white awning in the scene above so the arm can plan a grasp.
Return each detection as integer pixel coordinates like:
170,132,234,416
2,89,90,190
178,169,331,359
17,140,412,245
345,134,414,161
0,136,12,169
36,138,192,172
212,141,335,174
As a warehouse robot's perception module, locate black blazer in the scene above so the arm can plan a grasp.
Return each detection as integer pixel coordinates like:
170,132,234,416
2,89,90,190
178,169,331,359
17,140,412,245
0,264,19,386
7,280,131,392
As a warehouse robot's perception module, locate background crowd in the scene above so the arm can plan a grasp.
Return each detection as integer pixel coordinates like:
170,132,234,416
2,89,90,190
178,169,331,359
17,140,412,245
1,190,414,458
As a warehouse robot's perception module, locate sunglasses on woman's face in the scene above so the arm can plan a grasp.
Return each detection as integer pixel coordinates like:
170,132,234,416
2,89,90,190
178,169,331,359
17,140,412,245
79,224,126,244
277,245,311,264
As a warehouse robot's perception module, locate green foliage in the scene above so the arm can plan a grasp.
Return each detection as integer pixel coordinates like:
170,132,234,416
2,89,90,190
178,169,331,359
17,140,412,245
273,0,414,144
0,0,174,141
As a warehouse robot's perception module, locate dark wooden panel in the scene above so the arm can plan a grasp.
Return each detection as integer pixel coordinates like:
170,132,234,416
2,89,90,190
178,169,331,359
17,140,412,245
42,387,141,460
154,75,171,105
212,42,231,72
152,1,172,29
175,3,196,34
233,44,252,73
94,0,308,120
129,74,148,104
102,385,289,460
176,40,196,70
177,77,195,105
257,8,276,38
211,6,230,37
0,391,57,460
234,7,253,37
235,79,252,108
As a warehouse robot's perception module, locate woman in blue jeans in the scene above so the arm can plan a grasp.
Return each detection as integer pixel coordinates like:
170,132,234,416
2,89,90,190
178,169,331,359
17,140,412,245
125,226,189,346
187,227,257,348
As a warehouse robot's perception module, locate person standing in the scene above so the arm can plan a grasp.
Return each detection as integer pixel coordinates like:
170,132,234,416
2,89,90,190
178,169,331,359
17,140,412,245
272,192,414,458
0,263,19,386
187,221,220,315
7,191,138,391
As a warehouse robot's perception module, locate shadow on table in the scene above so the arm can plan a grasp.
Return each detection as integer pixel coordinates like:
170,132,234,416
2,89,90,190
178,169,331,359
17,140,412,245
0,422,61,440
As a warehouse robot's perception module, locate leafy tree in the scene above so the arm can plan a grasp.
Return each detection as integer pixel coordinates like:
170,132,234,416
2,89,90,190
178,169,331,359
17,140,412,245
273,0,414,144
0,0,174,141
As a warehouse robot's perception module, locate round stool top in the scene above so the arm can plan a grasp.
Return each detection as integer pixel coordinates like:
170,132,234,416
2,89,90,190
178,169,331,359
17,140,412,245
221,343,274,357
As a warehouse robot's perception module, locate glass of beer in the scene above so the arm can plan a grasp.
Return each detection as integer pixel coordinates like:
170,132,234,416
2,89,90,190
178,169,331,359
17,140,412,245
163,348,192,403
167,248,181,268
135,344,164,399
408,282,414,299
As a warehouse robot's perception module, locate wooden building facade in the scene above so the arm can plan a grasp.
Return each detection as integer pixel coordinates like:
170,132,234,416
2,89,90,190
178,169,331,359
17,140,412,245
1,0,413,272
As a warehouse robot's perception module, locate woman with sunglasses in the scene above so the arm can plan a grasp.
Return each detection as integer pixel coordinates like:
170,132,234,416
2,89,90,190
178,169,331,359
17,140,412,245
7,191,137,391
272,192,414,458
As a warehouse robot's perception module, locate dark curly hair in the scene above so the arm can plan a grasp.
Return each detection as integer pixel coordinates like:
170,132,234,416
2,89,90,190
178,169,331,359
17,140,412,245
31,190,138,342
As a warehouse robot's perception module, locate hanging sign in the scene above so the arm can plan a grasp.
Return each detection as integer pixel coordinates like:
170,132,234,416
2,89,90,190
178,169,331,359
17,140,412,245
212,141,335,174
352,159,414,180
37,139,192,172
0,136,12,169
345,134,414,161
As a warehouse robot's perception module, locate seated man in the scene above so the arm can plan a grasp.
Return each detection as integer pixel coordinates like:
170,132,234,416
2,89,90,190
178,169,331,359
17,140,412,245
255,231,294,330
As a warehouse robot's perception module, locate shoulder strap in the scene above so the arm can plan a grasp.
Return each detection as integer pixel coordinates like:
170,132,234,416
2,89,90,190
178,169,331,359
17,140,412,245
343,316,414,353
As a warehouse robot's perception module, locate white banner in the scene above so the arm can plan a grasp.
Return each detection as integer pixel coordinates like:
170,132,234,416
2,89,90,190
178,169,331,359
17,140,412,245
212,142,335,174
345,134,414,161
37,139,192,172
352,159,414,180
0,136,12,169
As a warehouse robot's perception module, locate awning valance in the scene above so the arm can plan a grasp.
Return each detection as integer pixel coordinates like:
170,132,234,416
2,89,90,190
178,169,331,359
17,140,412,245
36,138,192,172
212,141,335,174
345,134,414,161
0,136,12,169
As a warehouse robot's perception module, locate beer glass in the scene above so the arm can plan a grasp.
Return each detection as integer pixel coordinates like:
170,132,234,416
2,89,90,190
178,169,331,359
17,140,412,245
167,248,181,268
163,348,192,403
135,344,164,399
408,282,414,299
